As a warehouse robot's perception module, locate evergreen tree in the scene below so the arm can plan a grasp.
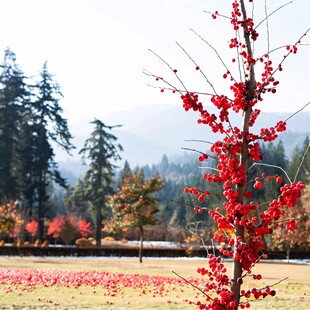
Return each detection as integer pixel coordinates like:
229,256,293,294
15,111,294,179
27,61,74,241
159,154,169,176
0,48,29,201
287,137,310,183
117,160,133,189
64,180,92,221
79,119,123,246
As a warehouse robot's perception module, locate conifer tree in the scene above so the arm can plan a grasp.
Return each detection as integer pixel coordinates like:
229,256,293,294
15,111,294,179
0,48,29,201
79,119,123,246
28,61,74,241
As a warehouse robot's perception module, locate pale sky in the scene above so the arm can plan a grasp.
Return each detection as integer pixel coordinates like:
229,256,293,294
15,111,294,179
0,0,309,125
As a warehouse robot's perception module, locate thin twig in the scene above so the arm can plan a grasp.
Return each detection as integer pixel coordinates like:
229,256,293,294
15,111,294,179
261,43,310,58
198,166,220,173
268,276,289,288
248,162,292,184
255,1,295,30
284,101,310,122
190,28,237,84
176,41,218,95
184,139,214,145
143,69,182,95
185,224,210,256
162,198,202,209
264,0,270,56
294,141,310,183
203,11,230,20
267,28,310,83
172,270,214,300
181,147,216,159
148,49,188,92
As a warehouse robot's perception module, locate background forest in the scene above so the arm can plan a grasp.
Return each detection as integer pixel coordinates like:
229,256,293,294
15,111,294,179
0,48,309,254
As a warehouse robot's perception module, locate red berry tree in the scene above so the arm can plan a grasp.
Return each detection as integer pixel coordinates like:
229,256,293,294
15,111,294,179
146,0,308,308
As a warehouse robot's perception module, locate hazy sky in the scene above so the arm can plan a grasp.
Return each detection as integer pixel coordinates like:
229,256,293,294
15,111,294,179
0,0,309,124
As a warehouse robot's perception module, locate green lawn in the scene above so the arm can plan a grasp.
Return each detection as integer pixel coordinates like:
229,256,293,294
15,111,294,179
0,256,309,309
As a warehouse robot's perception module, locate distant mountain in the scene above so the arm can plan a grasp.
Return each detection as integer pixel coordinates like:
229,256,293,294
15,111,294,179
57,104,309,181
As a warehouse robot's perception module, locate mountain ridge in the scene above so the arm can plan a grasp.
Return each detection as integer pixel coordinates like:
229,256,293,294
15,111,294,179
57,104,309,179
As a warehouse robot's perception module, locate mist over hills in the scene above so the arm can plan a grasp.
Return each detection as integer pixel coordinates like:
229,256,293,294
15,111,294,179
57,104,309,182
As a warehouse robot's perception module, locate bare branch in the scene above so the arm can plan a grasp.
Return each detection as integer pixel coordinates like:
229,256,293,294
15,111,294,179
184,139,214,145
264,0,270,56
172,270,214,300
198,166,220,173
248,162,292,184
176,41,218,95
255,1,295,30
268,276,289,288
294,141,310,183
190,28,237,83
185,223,210,256
261,43,310,58
284,101,310,122
203,11,230,20
268,28,310,81
181,147,216,159
143,69,217,97
148,49,188,92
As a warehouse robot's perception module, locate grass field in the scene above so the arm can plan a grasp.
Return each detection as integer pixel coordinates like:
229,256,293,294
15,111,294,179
0,256,309,309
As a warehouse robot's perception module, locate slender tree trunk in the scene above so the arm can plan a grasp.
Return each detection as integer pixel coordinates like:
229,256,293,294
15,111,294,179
139,225,144,263
37,171,45,242
231,2,257,307
287,249,290,263
231,106,251,306
96,202,102,247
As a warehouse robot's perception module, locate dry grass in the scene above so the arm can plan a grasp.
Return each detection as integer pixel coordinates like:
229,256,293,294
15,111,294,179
0,256,309,309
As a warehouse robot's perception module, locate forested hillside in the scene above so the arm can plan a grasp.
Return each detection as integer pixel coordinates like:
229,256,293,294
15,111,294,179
133,139,310,240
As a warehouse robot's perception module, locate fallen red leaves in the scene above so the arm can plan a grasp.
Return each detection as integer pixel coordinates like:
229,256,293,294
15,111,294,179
0,268,202,291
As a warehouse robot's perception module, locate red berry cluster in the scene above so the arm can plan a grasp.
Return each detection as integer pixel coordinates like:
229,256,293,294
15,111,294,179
240,285,276,306
195,255,237,310
259,120,287,142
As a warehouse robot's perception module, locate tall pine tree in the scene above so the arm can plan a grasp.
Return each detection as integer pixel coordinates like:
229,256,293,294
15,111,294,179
0,48,29,202
27,62,74,241
79,119,123,246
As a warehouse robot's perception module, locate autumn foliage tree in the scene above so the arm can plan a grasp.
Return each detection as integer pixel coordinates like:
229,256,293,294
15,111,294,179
47,215,79,245
78,219,93,238
25,220,38,240
146,0,308,308
104,170,164,263
0,201,24,241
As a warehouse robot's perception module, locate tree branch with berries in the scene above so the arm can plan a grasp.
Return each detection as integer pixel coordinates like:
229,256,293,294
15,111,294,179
146,0,308,309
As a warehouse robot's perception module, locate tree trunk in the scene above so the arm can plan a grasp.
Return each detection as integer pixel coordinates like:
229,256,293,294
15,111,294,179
231,106,250,306
287,249,290,263
37,171,45,242
138,226,144,263
230,1,257,308
96,202,102,247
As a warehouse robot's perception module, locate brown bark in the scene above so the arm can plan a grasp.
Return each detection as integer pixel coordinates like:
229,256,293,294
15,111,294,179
138,225,144,263
231,1,257,308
